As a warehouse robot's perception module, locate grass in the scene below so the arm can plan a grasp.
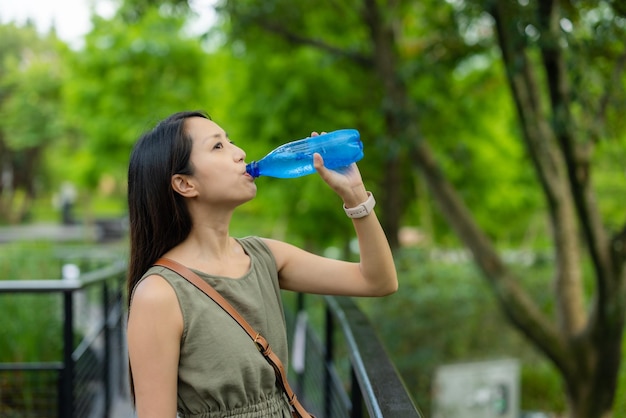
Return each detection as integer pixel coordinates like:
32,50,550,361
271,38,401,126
0,241,65,363
0,242,65,416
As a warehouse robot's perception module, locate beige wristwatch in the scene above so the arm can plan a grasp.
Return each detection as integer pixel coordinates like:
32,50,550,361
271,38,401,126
343,192,376,218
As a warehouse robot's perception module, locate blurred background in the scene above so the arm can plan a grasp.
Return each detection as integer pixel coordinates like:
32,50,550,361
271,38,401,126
0,0,625,417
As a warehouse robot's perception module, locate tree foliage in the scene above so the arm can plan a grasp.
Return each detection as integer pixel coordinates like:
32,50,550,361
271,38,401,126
212,1,626,416
1,0,625,416
61,7,212,189
0,23,65,223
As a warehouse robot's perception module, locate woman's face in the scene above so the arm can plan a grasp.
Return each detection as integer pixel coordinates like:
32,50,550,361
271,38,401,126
182,117,257,205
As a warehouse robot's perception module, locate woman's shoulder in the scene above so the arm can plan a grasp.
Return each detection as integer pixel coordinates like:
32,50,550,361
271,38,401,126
128,272,183,338
238,235,291,250
236,236,282,274
236,236,275,257
130,273,179,310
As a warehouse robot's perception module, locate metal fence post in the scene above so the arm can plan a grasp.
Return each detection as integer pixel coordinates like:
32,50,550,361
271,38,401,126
103,281,111,417
350,367,363,418
60,290,74,417
295,293,305,395
324,304,334,418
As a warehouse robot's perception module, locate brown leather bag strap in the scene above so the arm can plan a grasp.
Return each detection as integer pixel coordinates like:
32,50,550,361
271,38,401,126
153,257,313,418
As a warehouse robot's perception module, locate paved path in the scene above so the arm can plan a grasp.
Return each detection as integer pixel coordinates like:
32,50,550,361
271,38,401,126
111,396,135,417
0,223,98,243
1,222,134,416
0,219,128,244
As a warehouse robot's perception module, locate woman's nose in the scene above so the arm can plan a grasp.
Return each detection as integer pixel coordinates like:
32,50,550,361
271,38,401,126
233,144,246,161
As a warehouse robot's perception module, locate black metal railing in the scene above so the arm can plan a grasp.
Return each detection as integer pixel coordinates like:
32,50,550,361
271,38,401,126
0,254,127,418
287,294,423,418
1,251,420,418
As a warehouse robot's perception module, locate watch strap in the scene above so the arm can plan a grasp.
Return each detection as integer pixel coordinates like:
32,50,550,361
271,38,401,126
343,191,375,218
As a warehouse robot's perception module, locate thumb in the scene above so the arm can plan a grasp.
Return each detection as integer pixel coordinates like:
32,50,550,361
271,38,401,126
313,153,325,170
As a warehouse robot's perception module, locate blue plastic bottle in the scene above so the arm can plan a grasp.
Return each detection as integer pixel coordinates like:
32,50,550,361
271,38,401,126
246,129,363,178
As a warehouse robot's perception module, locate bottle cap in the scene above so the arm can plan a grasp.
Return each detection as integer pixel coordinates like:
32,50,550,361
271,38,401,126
246,161,260,178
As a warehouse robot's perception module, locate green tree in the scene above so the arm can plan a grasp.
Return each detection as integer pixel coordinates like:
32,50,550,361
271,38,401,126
212,0,626,416
61,5,213,195
0,23,65,223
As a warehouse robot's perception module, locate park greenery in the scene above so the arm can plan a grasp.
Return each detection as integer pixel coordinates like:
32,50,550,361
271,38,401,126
1,0,625,416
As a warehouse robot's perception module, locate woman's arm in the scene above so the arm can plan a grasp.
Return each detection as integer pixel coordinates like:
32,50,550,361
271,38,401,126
127,275,182,417
266,151,398,297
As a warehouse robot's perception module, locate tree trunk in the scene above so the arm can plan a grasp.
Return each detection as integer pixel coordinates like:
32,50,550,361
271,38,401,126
361,0,407,249
489,1,626,416
363,0,626,415
230,0,626,414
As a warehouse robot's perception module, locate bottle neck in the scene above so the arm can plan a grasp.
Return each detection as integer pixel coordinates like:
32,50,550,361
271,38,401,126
246,161,260,178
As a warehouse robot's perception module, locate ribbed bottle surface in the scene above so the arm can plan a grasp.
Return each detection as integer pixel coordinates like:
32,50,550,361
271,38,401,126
246,129,363,179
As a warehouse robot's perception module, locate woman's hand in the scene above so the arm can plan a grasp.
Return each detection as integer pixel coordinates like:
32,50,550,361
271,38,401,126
310,131,368,208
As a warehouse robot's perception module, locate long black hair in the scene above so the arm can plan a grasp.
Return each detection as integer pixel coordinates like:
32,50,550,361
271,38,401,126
127,110,210,300
126,110,209,400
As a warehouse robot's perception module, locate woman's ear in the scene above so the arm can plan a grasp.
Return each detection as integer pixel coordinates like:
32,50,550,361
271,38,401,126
171,174,198,197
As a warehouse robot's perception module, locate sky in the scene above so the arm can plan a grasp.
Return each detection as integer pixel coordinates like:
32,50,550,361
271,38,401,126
0,0,217,48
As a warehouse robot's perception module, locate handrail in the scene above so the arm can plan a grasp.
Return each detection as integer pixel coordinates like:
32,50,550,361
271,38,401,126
2,257,420,417
0,279,80,292
324,296,423,417
0,261,127,293
0,258,128,417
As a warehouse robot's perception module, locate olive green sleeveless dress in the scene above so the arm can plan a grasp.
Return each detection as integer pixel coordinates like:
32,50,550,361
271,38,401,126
135,237,293,418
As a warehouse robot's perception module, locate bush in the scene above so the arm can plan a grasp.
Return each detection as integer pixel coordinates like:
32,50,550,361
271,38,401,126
358,248,566,416
0,242,64,416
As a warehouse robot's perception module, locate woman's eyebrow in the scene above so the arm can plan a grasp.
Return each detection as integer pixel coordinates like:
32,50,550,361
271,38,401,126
203,132,228,143
216,131,229,139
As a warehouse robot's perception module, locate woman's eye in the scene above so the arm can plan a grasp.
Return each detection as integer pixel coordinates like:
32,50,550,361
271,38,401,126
213,139,233,150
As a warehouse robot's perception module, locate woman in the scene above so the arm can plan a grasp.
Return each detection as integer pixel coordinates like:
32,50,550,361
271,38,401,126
126,110,397,418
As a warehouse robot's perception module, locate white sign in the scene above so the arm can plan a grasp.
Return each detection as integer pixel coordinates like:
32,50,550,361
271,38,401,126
432,358,520,418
